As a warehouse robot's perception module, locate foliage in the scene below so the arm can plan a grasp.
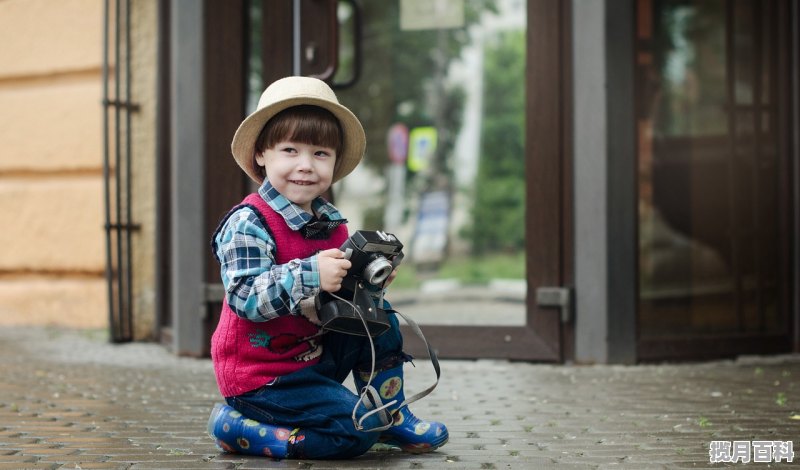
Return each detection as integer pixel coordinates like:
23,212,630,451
464,29,526,254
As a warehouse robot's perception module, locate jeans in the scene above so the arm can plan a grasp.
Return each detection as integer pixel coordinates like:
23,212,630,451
226,311,404,459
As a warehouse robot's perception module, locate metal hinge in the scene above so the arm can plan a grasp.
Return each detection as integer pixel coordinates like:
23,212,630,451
535,287,573,324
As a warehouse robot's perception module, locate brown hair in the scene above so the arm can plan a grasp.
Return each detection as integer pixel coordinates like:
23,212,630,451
253,105,343,179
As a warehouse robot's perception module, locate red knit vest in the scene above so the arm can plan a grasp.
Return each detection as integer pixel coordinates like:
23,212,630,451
211,193,349,397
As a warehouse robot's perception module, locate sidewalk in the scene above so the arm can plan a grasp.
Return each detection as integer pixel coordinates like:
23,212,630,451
0,326,798,469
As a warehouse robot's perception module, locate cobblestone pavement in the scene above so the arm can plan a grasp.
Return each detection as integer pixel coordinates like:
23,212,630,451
1,326,799,469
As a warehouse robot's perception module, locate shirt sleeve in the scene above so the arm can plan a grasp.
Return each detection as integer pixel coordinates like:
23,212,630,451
213,207,321,321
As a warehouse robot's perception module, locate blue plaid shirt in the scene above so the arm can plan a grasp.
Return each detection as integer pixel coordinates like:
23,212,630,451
213,180,345,322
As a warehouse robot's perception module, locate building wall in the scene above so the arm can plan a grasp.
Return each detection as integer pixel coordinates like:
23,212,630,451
0,0,106,328
0,0,159,338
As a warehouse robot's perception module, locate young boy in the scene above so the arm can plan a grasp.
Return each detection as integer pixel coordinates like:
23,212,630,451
207,76,448,459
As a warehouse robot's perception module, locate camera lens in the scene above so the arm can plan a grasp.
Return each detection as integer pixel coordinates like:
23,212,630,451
363,257,393,285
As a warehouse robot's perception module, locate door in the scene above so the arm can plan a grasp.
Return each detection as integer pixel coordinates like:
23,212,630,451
206,0,571,361
635,0,795,360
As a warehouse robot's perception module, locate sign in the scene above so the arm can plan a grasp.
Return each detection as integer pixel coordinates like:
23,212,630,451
407,127,437,173
386,123,409,165
411,190,449,264
400,0,465,31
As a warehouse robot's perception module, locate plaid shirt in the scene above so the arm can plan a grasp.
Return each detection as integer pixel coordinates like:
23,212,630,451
213,180,345,321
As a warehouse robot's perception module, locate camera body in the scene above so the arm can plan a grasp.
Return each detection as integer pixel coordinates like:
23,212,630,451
340,230,404,290
317,231,404,337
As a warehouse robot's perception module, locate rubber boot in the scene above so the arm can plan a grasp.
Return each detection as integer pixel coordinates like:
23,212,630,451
207,403,304,458
354,365,448,454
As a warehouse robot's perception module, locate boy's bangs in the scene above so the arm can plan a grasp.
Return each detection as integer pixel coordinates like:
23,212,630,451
260,105,343,154
285,116,341,152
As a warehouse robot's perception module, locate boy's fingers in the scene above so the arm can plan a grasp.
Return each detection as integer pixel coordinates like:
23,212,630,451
319,248,344,259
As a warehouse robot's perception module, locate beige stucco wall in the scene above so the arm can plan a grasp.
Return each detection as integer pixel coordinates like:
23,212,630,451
0,0,159,339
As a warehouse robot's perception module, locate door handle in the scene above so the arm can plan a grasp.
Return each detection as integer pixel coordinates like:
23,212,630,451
296,0,339,80
331,0,361,89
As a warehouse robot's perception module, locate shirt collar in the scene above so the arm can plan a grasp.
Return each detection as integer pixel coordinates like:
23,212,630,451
258,180,344,231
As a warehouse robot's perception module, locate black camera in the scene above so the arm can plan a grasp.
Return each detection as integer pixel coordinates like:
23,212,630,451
317,231,404,337
340,230,404,288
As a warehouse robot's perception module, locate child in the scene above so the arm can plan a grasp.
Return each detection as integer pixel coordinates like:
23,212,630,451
207,76,448,460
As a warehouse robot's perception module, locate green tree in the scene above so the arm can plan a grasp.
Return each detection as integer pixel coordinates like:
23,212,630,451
466,29,526,254
337,0,497,189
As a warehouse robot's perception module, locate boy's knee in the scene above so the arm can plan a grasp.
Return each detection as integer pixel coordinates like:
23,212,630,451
302,425,378,459
339,431,380,459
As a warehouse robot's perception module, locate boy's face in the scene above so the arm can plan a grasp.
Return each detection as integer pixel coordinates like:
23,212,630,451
255,140,336,213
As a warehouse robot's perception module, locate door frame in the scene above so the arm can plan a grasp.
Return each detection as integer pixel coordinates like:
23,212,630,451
412,0,574,361
252,0,573,361
165,0,574,361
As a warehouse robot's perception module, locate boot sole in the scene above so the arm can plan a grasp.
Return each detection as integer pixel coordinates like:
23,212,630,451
380,433,449,454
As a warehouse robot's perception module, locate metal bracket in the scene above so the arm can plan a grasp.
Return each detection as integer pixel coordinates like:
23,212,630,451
204,283,226,303
536,287,573,324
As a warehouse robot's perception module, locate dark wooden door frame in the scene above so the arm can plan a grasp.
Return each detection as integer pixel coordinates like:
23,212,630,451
401,0,573,361
201,0,250,356
794,0,800,354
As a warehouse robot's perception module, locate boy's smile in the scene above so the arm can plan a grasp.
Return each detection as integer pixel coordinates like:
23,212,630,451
256,140,336,213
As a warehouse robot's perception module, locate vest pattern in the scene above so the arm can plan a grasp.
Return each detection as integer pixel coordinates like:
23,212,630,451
211,193,348,397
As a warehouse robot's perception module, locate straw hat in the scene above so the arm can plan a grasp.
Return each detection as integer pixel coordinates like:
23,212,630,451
231,76,366,184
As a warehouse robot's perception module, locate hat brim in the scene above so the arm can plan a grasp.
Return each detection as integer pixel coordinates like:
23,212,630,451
231,95,366,184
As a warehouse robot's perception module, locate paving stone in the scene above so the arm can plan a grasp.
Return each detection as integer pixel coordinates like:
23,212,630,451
17,448,79,457
57,463,126,470
1,327,800,468
0,454,36,463
0,465,61,470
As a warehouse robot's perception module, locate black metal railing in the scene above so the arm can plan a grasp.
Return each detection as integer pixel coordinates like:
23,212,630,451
102,0,139,342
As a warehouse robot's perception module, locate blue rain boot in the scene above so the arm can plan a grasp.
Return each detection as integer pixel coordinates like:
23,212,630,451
207,403,304,458
354,365,448,454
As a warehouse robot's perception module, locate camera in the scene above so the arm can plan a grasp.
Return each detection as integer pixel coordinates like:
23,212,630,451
317,231,404,337
340,230,404,288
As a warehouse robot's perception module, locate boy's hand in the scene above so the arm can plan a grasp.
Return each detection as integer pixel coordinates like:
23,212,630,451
317,249,352,293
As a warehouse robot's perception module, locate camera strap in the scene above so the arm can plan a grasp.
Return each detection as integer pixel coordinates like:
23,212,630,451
390,309,441,412
327,283,441,433
325,285,395,431
351,319,396,433
351,309,441,433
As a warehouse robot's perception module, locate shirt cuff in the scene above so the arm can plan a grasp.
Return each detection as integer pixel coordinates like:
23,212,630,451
300,256,320,292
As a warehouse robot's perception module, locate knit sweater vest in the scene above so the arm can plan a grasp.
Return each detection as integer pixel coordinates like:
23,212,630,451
211,193,349,398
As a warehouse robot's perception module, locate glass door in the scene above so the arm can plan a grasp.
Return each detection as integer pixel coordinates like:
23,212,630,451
635,0,794,360
248,0,567,360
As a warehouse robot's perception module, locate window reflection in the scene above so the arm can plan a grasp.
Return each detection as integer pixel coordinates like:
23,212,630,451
637,0,787,337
